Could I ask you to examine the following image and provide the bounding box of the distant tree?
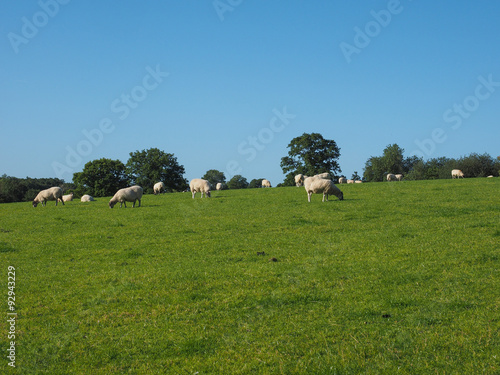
[458,153,497,178]
[202,169,226,188]
[126,148,187,193]
[227,175,248,189]
[363,144,410,182]
[73,158,129,197]
[0,175,66,203]
[383,144,405,175]
[248,178,265,188]
[363,156,385,182]
[280,133,341,186]
[351,171,361,181]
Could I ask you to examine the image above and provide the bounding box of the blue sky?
[1,1,499,184]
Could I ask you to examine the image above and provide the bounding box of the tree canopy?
[73,158,129,197]
[280,133,341,186]
[227,175,248,189]
[126,148,187,193]
[202,169,226,188]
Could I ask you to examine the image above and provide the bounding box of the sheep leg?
[137,199,141,207]
[307,192,312,202]
[192,191,195,199]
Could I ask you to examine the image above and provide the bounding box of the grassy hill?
[1,178,499,374]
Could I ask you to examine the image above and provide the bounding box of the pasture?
[1,178,499,374]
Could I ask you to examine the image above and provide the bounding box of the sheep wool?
[33,187,64,207]
[451,169,464,179]
[153,182,165,194]
[81,195,95,202]
[304,176,343,202]
[261,179,271,188]
[190,179,211,198]
[109,185,143,208]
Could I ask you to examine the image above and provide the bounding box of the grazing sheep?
[487,175,494,178]
[338,177,347,184]
[355,180,363,184]
[347,179,354,184]
[261,179,271,188]
[295,174,306,187]
[304,176,343,202]
[58,193,74,203]
[190,179,211,198]
[216,182,223,190]
[32,187,64,207]
[451,169,464,179]
[395,174,403,181]
[314,172,331,180]
[153,182,165,194]
[109,185,143,208]
[81,195,95,202]
[386,173,396,181]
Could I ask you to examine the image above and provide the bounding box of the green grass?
[1,178,499,374]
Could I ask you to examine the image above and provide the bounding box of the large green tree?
[202,169,226,188]
[227,175,248,189]
[126,148,187,193]
[73,158,129,197]
[280,133,341,186]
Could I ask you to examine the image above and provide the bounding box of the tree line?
[363,144,500,182]
[1,136,498,203]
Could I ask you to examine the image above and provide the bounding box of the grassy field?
[1,178,499,374]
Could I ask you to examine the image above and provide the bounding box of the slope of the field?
[1,179,499,374]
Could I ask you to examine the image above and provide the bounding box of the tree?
[280,133,341,186]
[202,170,226,188]
[363,144,409,182]
[351,171,361,181]
[248,178,265,188]
[227,175,248,189]
[73,158,129,197]
[126,148,187,193]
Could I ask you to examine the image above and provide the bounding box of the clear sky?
[1,1,499,184]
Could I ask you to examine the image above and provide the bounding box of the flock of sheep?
[30,168,481,208]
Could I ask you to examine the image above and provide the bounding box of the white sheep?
[190,179,211,198]
[451,169,464,179]
[386,173,396,181]
[314,172,331,180]
[32,187,64,207]
[487,175,494,178]
[216,182,223,190]
[304,176,343,202]
[81,195,95,202]
[355,180,363,184]
[261,179,271,188]
[109,185,143,208]
[347,179,354,184]
[395,174,403,181]
[338,177,347,184]
[58,193,74,203]
[153,182,165,194]
[295,174,306,187]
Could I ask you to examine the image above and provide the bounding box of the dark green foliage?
[202,169,226,188]
[126,148,187,193]
[0,175,68,203]
[248,178,265,188]
[73,158,129,197]
[280,133,341,186]
[364,145,499,181]
[227,174,248,189]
